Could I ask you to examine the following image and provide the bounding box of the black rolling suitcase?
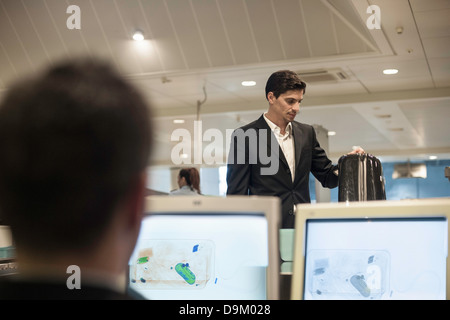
[338,153,386,202]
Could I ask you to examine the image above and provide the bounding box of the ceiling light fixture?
[429,155,437,160]
[241,81,256,87]
[327,131,336,136]
[383,68,398,75]
[133,30,144,41]
[173,119,185,124]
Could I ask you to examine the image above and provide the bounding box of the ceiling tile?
[414,8,450,38]
[216,0,260,65]
[140,0,187,71]
[245,0,285,62]
[422,36,450,59]
[165,0,211,69]
[273,0,311,59]
[302,0,338,56]
[191,0,235,67]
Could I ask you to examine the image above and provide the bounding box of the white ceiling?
[0,0,449,167]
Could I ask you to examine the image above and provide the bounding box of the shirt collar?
[263,113,292,137]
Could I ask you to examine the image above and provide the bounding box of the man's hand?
[348,146,365,154]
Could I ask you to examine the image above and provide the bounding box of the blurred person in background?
[170,167,202,195]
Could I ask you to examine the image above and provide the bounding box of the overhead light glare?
[383,68,398,75]
[429,155,437,160]
[241,81,256,87]
[327,131,336,136]
[173,119,185,124]
[133,30,144,41]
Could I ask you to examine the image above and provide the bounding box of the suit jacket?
[226,114,338,228]
[0,274,145,300]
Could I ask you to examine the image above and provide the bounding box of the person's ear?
[125,171,147,230]
[267,92,276,104]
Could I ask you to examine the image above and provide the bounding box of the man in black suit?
[226,70,363,228]
[0,58,152,299]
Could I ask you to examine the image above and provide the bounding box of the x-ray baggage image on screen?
[291,199,450,300]
[303,218,446,300]
[128,195,281,300]
[130,238,215,290]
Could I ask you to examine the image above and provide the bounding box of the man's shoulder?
[236,116,264,131]
[292,120,312,130]
[0,275,143,300]
[233,114,273,133]
[291,120,315,135]
[233,116,314,133]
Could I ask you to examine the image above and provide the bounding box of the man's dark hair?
[0,58,152,257]
[265,70,306,100]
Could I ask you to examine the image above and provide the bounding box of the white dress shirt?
[169,185,199,196]
[263,113,295,182]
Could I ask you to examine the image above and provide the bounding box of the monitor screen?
[128,195,281,300]
[291,199,450,300]
[0,225,14,260]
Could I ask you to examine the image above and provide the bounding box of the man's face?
[268,89,304,124]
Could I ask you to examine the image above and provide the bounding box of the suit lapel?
[292,122,303,180]
[255,115,289,170]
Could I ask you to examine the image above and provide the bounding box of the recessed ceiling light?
[429,155,437,160]
[327,131,336,136]
[241,81,256,87]
[133,30,144,41]
[173,119,185,124]
[383,68,398,75]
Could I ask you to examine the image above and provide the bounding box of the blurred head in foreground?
[0,58,153,289]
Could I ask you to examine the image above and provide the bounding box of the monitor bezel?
[130,195,281,300]
[290,198,450,300]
